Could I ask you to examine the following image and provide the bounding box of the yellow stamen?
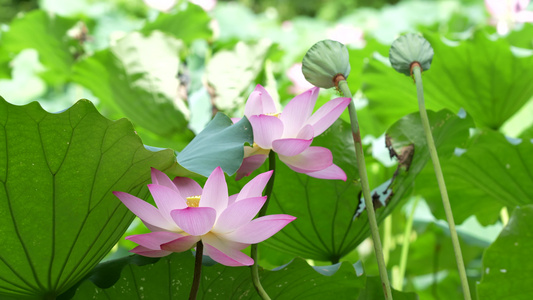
[265,112,280,118]
[186,195,201,207]
[247,143,271,156]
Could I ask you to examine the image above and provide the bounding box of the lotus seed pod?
[389,33,434,76]
[302,40,351,89]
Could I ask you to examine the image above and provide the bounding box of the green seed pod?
[389,33,434,76]
[302,40,351,89]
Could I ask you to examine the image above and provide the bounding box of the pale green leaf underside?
[177,113,253,177]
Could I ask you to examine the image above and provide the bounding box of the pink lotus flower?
[114,167,295,266]
[486,0,533,34]
[235,85,351,181]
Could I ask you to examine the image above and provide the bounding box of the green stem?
[338,79,393,300]
[250,151,276,300]
[396,196,420,291]
[258,151,276,217]
[189,241,203,300]
[412,65,471,300]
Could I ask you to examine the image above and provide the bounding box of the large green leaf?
[366,109,473,239]
[358,276,418,300]
[0,48,11,79]
[0,97,175,299]
[240,120,362,263]
[348,110,474,278]
[73,31,192,150]
[418,129,533,225]
[505,23,533,49]
[230,110,470,263]
[70,252,365,299]
[177,113,253,177]
[363,30,533,132]
[477,205,533,299]
[520,123,533,140]
[141,3,212,44]
[2,10,77,85]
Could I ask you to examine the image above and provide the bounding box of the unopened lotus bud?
[389,33,434,76]
[302,40,351,89]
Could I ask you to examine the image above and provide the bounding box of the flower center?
[265,112,280,118]
[186,195,201,207]
[248,143,271,156]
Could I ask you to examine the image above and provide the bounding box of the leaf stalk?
[189,241,204,300]
[250,151,276,300]
[337,78,393,300]
[412,64,471,300]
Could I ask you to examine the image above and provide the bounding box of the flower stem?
[412,64,471,300]
[395,196,420,291]
[189,241,204,300]
[258,151,276,217]
[337,79,393,300]
[250,151,276,300]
